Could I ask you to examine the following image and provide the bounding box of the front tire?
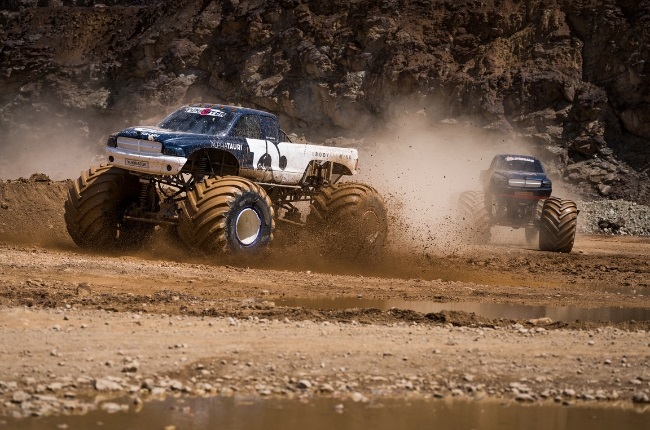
[539,197,578,253]
[457,191,491,244]
[64,165,153,250]
[525,227,539,246]
[177,176,274,254]
[307,182,388,260]
[525,201,543,246]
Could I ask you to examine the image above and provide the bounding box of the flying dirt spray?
[356,112,542,253]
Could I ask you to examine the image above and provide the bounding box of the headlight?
[542,179,552,187]
[162,146,185,157]
[106,135,117,147]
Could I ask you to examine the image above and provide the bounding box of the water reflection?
[3,397,649,430]
[276,297,650,322]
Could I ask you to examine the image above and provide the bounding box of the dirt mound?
[0,175,73,247]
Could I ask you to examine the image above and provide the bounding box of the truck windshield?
[498,157,544,173]
[158,107,235,135]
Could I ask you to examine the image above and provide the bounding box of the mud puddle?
[276,297,650,323]
[4,396,649,430]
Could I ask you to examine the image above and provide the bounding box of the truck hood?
[492,170,548,181]
[116,127,224,146]
[115,127,239,156]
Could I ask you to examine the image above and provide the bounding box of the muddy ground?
[0,179,650,419]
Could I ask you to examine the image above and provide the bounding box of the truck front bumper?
[106,147,187,176]
[493,187,552,200]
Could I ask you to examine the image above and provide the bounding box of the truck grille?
[508,178,542,188]
[116,137,162,154]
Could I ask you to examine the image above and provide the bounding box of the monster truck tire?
[307,182,388,260]
[539,197,578,253]
[177,176,274,254]
[64,165,154,250]
[458,191,491,244]
[525,227,539,246]
[525,201,543,246]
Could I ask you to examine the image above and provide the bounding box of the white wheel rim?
[236,208,262,246]
[361,210,380,244]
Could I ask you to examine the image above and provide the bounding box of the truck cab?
[105,103,358,186]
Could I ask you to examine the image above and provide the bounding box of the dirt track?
[1,235,649,320]
[1,178,650,417]
[1,230,649,417]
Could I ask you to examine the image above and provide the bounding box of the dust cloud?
[0,103,168,182]
[0,133,105,181]
[0,103,111,182]
[355,111,543,253]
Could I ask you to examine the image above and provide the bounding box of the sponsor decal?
[311,151,354,160]
[126,159,149,168]
[505,156,534,162]
[218,142,243,151]
[185,107,226,117]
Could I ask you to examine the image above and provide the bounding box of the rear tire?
[539,197,578,253]
[64,165,153,250]
[177,176,274,254]
[458,191,491,244]
[307,182,388,260]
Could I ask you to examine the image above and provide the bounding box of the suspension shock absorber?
[193,156,208,181]
[139,179,150,209]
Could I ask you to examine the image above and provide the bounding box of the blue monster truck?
[64,103,387,257]
[458,154,578,252]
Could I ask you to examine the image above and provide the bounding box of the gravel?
[2,307,649,419]
[577,200,650,236]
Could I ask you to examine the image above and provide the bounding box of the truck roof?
[186,102,277,119]
[494,154,540,162]
[490,154,545,174]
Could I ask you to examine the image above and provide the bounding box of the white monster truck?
[64,103,388,258]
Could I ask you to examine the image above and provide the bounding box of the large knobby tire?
[177,176,275,254]
[307,182,388,260]
[539,197,578,253]
[525,227,539,246]
[457,191,491,244]
[64,165,153,250]
[525,201,543,246]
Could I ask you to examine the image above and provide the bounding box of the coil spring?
[139,182,150,209]
[195,157,208,179]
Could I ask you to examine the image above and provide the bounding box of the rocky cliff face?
[1,0,648,203]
